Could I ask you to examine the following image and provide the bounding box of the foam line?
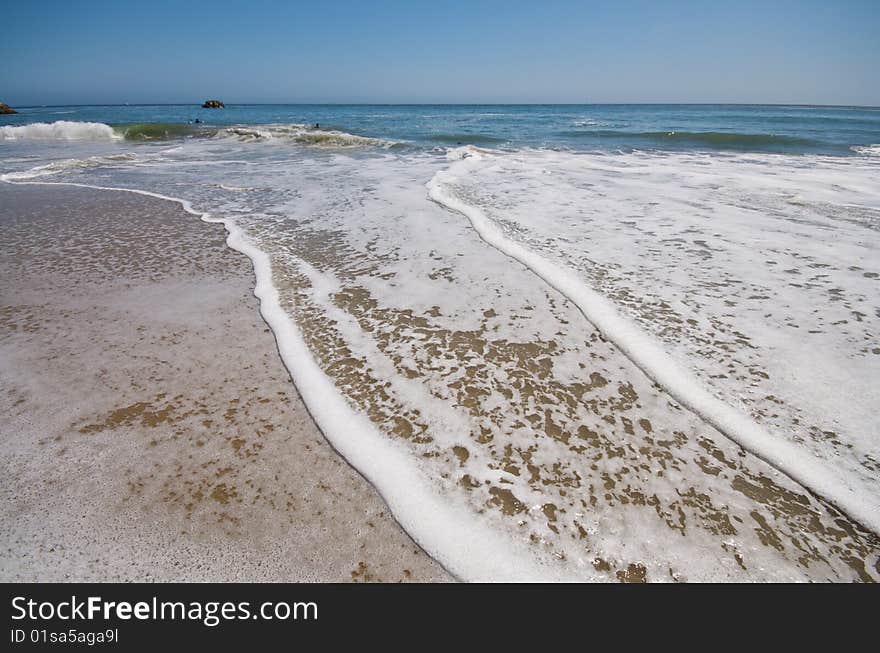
[0,176,577,582]
[426,158,880,536]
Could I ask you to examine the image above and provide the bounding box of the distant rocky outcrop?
[201,99,225,109]
[0,102,17,114]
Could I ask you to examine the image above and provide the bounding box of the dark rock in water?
[0,102,17,114]
[201,99,225,109]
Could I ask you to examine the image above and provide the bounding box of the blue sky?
[1,0,878,105]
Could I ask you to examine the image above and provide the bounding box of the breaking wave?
[214,124,398,148]
[112,122,206,140]
[0,121,121,141]
[0,120,399,149]
[851,143,880,156]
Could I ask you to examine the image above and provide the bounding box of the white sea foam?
[4,137,877,581]
[1,153,138,180]
[852,143,880,156]
[444,144,489,160]
[0,175,575,582]
[0,121,121,141]
[427,148,880,534]
[226,150,877,579]
[218,183,255,192]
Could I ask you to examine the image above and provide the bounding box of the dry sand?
[0,183,451,582]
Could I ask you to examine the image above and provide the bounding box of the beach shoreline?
[0,182,450,582]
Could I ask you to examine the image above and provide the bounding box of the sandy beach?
[0,182,450,582]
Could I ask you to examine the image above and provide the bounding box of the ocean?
[2,104,879,581]
[2,103,880,153]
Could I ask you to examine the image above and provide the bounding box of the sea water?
[2,104,879,581]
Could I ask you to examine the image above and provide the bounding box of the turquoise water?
[3,103,880,153]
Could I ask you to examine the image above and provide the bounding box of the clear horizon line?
[6,101,880,110]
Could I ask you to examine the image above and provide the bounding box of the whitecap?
[851,143,880,156]
[0,120,121,141]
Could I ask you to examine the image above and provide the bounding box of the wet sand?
[0,183,450,582]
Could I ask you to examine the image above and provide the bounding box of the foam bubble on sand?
[425,149,880,493]
[427,150,880,535]
[0,175,570,582]
[5,141,877,580]
[0,121,122,141]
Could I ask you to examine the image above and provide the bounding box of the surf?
[214,124,399,148]
[3,109,878,581]
[427,146,880,535]
[0,120,122,141]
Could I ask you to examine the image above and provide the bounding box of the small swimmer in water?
[314,123,320,129]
